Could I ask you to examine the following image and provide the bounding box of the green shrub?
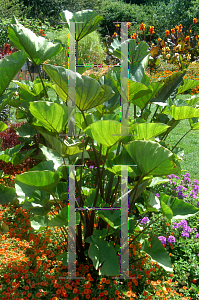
[152,0,194,37]
[98,0,154,39]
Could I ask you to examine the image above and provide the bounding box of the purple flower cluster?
[167,173,199,201]
[140,217,150,225]
[158,235,175,246]
[172,220,192,238]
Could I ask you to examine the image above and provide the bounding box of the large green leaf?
[60,10,103,41]
[121,78,152,104]
[39,145,64,170]
[41,132,84,156]
[15,181,37,203]
[0,50,27,97]
[15,171,61,191]
[96,210,121,229]
[0,185,16,205]
[29,101,70,133]
[84,120,129,148]
[0,143,25,163]
[48,207,69,227]
[11,148,36,166]
[159,193,199,220]
[189,118,199,130]
[128,61,150,86]
[129,40,150,64]
[109,39,150,63]
[15,122,37,137]
[31,215,48,231]
[151,71,186,103]
[0,122,8,132]
[142,236,173,272]
[8,20,63,65]
[43,64,114,111]
[12,80,44,96]
[98,73,121,112]
[131,123,169,140]
[124,140,180,176]
[87,238,120,276]
[177,79,199,95]
[169,105,199,120]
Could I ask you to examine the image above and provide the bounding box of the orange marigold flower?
[171,28,175,34]
[140,23,146,31]
[112,32,118,38]
[126,22,131,28]
[149,26,155,35]
[165,30,170,37]
[115,290,120,295]
[131,33,138,39]
[115,23,120,27]
[193,18,197,24]
[186,36,190,42]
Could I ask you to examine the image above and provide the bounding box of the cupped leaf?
[43,64,114,111]
[15,171,61,191]
[31,215,48,231]
[159,193,199,220]
[8,21,63,65]
[0,50,27,97]
[151,71,186,103]
[177,79,199,95]
[12,80,44,96]
[60,10,103,41]
[124,140,180,176]
[88,238,120,276]
[169,105,199,120]
[48,207,69,227]
[142,236,173,272]
[0,185,16,205]
[0,143,25,163]
[15,181,37,203]
[189,118,199,130]
[15,122,37,137]
[29,101,70,133]
[96,210,121,229]
[0,122,8,132]
[131,123,170,140]
[121,78,152,105]
[160,199,173,220]
[39,145,64,170]
[11,148,36,166]
[84,120,129,148]
[40,131,84,156]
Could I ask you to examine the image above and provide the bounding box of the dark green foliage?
[152,0,196,36]
[20,0,63,25]
[98,0,153,39]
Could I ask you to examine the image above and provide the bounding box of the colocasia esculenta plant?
[0,10,199,277]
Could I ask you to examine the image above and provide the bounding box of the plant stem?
[35,64,48,98]
[151,104,159,121]
[171,129,192,151]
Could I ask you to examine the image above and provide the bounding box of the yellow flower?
[140,23,146,31]
[166,54,170,59]
[193,18,197,24]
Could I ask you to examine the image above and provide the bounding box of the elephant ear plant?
[1,10,199,277]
